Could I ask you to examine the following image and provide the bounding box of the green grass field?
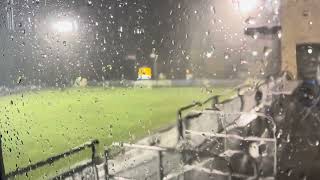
[0,87,232,178]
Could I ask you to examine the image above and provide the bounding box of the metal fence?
[1,139,99,180]
[106,143,170,180]
[103,108,277,180]
[102,77,285,180]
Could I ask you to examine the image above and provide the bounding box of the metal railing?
[177,88,245,140]
[106,142,233,180]
[0,140,5,180]
[5,139,99,180]
[104,76,285,180]
[185,112,277,178]
[104,105,277,180]
[52,161,97,180]
[176,79,278,141]
[109,143,168,180]
[170,112,277,180]
[173,81,279,179]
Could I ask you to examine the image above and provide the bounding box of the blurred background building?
[281,0,320,80]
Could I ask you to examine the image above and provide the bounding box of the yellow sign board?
[138,67,152,80]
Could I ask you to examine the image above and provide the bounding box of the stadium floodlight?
[235,0,259,13]
[52,20,78,33]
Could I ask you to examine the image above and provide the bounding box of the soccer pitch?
[0,87,232,177]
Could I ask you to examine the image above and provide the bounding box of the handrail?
[176,92,241,140]
[179,82,252,117]
[176,95,227,140]
[109,142,233,161]
[175,78,281,141]
[6,139,99,179]
[186,113,277,177]
[177,102,203,140]
[108,143,233,180]
[176,82,259,139]
[52,161,95,180]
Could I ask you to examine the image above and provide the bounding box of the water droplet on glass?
[253,32,259,39]
[277,31,282,39]
[286,134,291,143]
[264,47,272,57]
[17,76,23,84]
[307,137,320,147]
[245,17,256,25]
[224,53,230,60]
[87,0,93,6]
[210,6,215,14]
[240,59,248,64]
[233,65,237,72]
[119,26,123,32]
[252,51,258,56]
[303,10,310,17]
[286,169,293,176]
[300,175,307,180]
[205,51,213,59]
[277,129,283,139]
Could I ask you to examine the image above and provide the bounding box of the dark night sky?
[0,0,281,87]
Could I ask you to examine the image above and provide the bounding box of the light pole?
[150,49,159,80]
[153,55,159,80]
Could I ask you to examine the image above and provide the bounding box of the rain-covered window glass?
[1,0,320,180]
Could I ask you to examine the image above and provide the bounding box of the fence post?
[177,117,184,141]
[0,136,5,180]
[91,143,96,161]
[104,148,110,180]
[158,151,164,180]
[211,96,219,110]
[238,88,244,112]
[91,142,99,180]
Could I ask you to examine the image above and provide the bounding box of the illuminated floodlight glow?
[237,0,258,13]
[52,20,78,33]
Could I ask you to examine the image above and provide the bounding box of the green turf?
[0,87,232,178]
